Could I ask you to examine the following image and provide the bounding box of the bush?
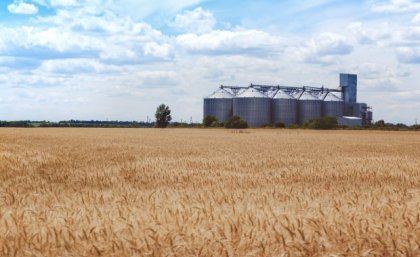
[287,124,300,129]
[303,117,338,130]
[211,121,224,127]
[203,116,219,127]
[261,123,274,128]
[224,116,248,129]
[274,122,285,128]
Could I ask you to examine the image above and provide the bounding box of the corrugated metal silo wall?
[298,100,322,125]
[203,98,233,122]
[322,101,344,118]
[233,98,271,127]
[272,99,298,126]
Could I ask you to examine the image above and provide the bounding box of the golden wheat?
[0,128,419,257]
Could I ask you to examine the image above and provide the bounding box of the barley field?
[0,128,419,257]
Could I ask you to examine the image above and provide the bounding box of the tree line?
[1,104,419,130]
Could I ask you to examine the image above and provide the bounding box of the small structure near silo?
[338,116,363,128]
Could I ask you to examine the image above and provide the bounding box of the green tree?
[155,104,172,128]
[203,115,219,127]
[374,120,385,127]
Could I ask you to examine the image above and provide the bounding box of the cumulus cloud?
[110,0,205,19]
[48,0,80,7]
[0,6,172,64]
[413,13,420,22]
[33,0,206,20]
[37,58,119,74]
[351,62,413,92]
[371,0,420,13]
[292,33,353,65]
[348,22,391,45]
[144,43,172,59]
[8,1,38,15]
[176,29,282,55]
[397,47,420,63]
[171,7,216,34]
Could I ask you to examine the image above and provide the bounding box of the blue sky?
[0,0,420,124]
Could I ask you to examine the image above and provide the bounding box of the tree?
[155,104,172,128]
[374,120,385,127]
[203,115,218,127]
[224,116,248,129]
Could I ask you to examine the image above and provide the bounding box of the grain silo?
[203,88,233,122]
[233,87,271,127]
[204,73,373,126]
[298,91,322,124]
[272,90,297,126]
[322,92,344,118]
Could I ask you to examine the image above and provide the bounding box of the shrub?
[303,117,338,129]
[261,123,274,128]
[224,116,248,129]
[288,124,300,129]
[203,116,219,127]
[274,122,286,128]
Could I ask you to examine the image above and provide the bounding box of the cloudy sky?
[0,0,419,124]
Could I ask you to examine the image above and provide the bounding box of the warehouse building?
[203,73,372,127]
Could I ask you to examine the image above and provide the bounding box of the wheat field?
[0,128,419,257]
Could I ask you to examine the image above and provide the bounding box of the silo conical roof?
[273,90,295,99]
[323,93,343,102]
[237,87,268,98]
[299,91,319,100]
[206,88,234,99]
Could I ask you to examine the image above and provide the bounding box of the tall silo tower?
[233,87,271,127]
[340,73,357,104]
[203,88,233,122]
[298,91,322,125]
[272,90,297,126]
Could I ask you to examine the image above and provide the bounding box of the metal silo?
[322,93,344,118]
[203,88,233,122]
[298,91,322,124]
[272,90,297,126]
[233,87,271,127]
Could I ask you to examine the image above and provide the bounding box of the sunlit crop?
[0,128,419,256]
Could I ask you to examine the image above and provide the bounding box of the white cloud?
[413,13,420,22]
[33,0,206,19]
[144,43,172,59]
[109,0,205,19]
[292,33,353,65]
[8,1,39,15]
[49,0,79,7]
[172,7,216,34]
[0,6,171,64]
[32,0,93,8]
[176,29,282,54]
[396,47,420,63]
[348,22,391,45]
[37,58,119,74]
[371,0,420,13]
